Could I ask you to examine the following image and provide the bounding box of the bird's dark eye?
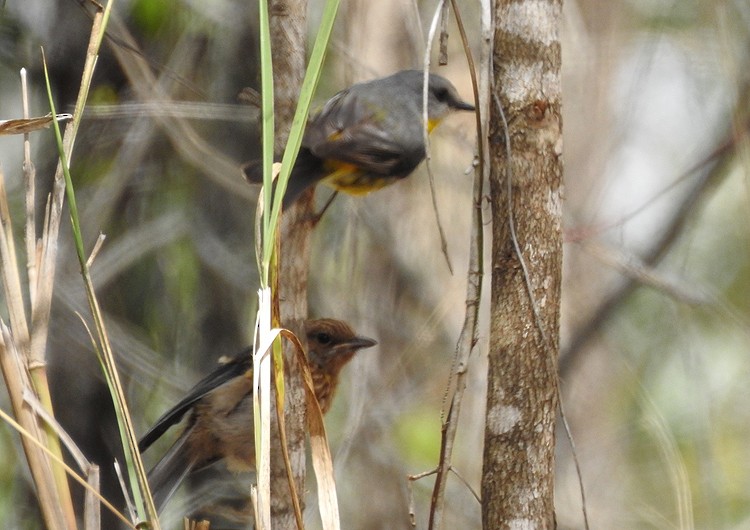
[433,86,449,101]
[315,332,332,344]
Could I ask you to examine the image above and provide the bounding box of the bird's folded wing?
[306,90,422,176]
[138,349,253,452]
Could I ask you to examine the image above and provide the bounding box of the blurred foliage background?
[0,0,749,529]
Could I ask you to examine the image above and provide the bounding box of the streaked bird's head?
[306,318,377,377]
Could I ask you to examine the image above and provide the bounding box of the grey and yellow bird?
[243,69,475,206]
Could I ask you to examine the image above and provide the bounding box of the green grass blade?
[259,0,341,273]
[42,48,160,529]
[258,0,275,287]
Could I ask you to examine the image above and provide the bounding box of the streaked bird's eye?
[316,332,332,344]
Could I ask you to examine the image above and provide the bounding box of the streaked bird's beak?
[344,336,377,351]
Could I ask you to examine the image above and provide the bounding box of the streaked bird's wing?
[139,350,252,452]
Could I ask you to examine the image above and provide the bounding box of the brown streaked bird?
[242,69,475,207]
[138,319,376,510]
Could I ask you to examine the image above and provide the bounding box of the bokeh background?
[1,0,749,529]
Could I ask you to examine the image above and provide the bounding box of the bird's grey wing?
[305,89,423,176]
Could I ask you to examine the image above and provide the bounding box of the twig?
[428,0,484,527]
[582,241,713,305]
[103,15,254,202]
[21,68,37,306]
[85,233,106,269]
[438,1,450,65]
[558,398,590,529]
[449,466,480,504]
[407,469,437,527]
[422,0,454,275]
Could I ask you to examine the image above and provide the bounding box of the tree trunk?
[269,0,311,528]
[482,1,563,528]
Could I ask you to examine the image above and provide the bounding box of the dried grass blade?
[286,330,341,530]
[0,398,133,528]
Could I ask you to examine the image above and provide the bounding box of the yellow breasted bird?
[242,69,475,206]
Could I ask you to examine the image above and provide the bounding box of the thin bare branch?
[427,0,484,527]
[407,469,437,528]
[21,68,37,307]
[422,0,454,275]
[448,466,480,504]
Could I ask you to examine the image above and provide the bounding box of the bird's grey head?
[396,70,475,120]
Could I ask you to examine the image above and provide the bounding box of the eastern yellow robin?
[242,69,475,206]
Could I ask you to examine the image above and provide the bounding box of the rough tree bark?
[268,0,313,528]
[482,0,563,528]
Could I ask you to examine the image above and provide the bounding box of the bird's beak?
[343,336,377,351]
[454,99,475,112]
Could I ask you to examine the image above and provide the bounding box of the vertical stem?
[428,0,485,526]
[482,0,563,528]
[21,68,37,306]
[268,1,312,527]
[28,8,115,524]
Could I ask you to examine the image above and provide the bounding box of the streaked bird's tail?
[146,428,196,512]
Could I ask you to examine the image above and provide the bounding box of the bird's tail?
[146,428,196,512]
[241,147,326,207]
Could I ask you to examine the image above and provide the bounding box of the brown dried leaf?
[0,113,72,135]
